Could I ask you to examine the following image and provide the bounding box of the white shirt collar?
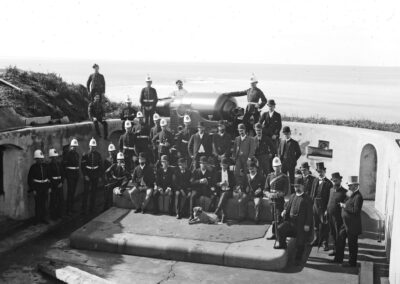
[296,192,304,196]
[240,135,246,141]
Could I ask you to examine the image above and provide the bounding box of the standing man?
[119,97,137,131]
[227,74,267,132]
[48,148,65,221]
[174,158,192,219]
[327,172,347,259]
[63,138,80,216]
[232,123,256,178]
[310,162,333,250]
[175,115,195,161]
[170,79,188,97]
[300,162,316,196]
[88,95,108,140]
[259,99,282,149]
[275,175,313,266]
[265,157,290,239]
[152,119,174,161]
[188,121,213,169]
[213,158,235,223]
[133,111,151,159]
[150,113,162,163]
[119,120,136,172]
[253,122,276,176]
[81,138,103,215]
[278,126,301,193]
[28,150,50,224]
[140,75,158,127]
[87,63,105,102]
[104,143,117,175]
[336,176,364,267]
[212,120,232,163]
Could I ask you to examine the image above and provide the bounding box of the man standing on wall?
[259,99,282,150]
[86,63,105,102]
[63,138,80,216]
[140,75,158,127]
[88,95,108,140]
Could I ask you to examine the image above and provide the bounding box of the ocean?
[1,58,400,123]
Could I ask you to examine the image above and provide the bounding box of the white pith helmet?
[272,157,282,167]
[49,148,59,157]
[117,152,124,160]
[70,138,79,147]
[34,149,44,159]
[160,119,167,127]
[125,97,132,103]
[145,74,152,82]
[108,143,116,152]
[136,111,144,118]
[89,138,97,147]
[153,113,160,121]
[183,115,191,123]
[124,120,132,128]
[250,73,258,84]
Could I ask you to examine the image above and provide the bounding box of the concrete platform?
[70,207,291,271]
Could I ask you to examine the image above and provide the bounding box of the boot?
[310,229,319,246]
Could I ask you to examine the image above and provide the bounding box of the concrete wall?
[0,119,123,220]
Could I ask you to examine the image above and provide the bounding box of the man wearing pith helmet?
[80,138,103,215]
[48,148,65,220]
[119,120,136,172]
[175,114,195,160]
[119,96,137,131]
[150,113,162,163]
[152,119,174,161]
[63,138,80,216]
[133,111,151,159]
[140,75,158,127]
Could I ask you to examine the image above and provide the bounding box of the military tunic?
[140,87,158,126]
[87,72,105,101]
[63,149,80,215]
[48,160,65,219]
[28,163,50,221]
[81,150,103,213]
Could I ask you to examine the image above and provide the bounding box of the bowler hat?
[199,156,208,164]
[331,172,343,180]
[92,63,99,68]
[138,152,147,159]
[221,157,231,165]
[197,121,205,128]
[160,155,169,162]
[254,122,262,130]
[293,174,304,185]
[267,99,276,106]
[238,123,246,130]
[248,161,257,169]
[300,162,310,169]
[315,162,326,172]
[282,126,291,133]
[346,176,359,185]
[178,158,186,165]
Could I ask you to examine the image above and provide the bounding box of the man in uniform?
[265,157,290,240]
[81,138,103,214]
[278,126,301,193]
[154,155,175,215]
[275,174,313,266]
[175,115,195,161]
[253,122,276,176]
[102,144,117,211]
[227,74,267,132]
[63,138,80,216]
[213,158,235,223]
[327,172,347,260]
[106,152,131,209]
[232,123,256,179]
[188,121,213,169]
[48,148,65,221]
[104,143,117,174]
[189,156,215,221]
[140,75,158,127]
[152,119,174,161]
[150,113,162,163]
[119,97,137,131]
[259,99,282,149]
[336,176,364,267]
[28,150,50,224]
[133,111,151,159]
[170,79,188,97]
[174,158,192,219]
[86,63,105,102]
[119,120,136,172]
[88,95,108,139]
[300,162,316,196]
[212,120,232,163]
[310,162,333,250]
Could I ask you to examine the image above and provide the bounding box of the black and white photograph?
[0,0,399,283]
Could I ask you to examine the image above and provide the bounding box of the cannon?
[156,92,244,134]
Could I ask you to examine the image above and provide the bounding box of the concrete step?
[70,207,290,271]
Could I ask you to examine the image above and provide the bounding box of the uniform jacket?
[253,134,276,157]
[104,155,117,181]
[278,138,301,168]
[87,73,105,94]
[233,135,256,160]
[28,163,50,191]
[310,177,333,213]
[153,129,174,154]
[284,193,313,228]
[63,149,80,177]
[81,150,103,177]
[173,168,192,191]
[259,111,282,137]
[88,101,104,120]
[188,132,213,158]
[47,160,65,187]
[140,87,158,109]
[106,163,131,191]
[230,87,267,113]
[133,124,150,148]
[155,167,175,190]
[119,106,137,121]
[341,190,363,235]
[212,132,232,157]
[150,125,162,149]
[132,164,155,189]
[265,172,289,206]
[119,132,136,152]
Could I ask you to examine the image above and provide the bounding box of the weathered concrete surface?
[70,208,287,271]
[0,119,123,220]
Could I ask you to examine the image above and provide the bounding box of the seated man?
[213,158,235,223]
[128,152,155,214]
[243,160,266,223]
[108,152,131,209]
[154,155,175,215]
[173,158,192,219]
[275,174,312,266]
[189,156,215,220]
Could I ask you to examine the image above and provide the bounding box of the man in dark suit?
[213,158,236,223]
[275,174,313,266]
[212,120,232,162]
[140,75,158,127]
[188,122,213,169]
[278,126,301,193]
[233,123,256,178]
[86,63,105,102]
[300,162,316,196]
[174,158,192,219]
[259,99,282,149]
[310,162,333,250]
[335,176,364,267]
[253,122,276,176]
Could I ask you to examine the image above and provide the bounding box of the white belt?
[112,174,125,180]
[123,146,135,150]
[159,143,168,146]
[142,99,154,102]
[33,179,50,183]
[137,135,149,139]
[66,167,79,170]
[51,176,62,180]
[182,140,188,143]
[86,166,99,170]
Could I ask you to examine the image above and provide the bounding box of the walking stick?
[272,200,279,247]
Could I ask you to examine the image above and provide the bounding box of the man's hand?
[84,176,90,181]
[324,210,328,217]
[281,210,286,218]
[211,187,215,192]
[339,202,346,208]
[272,135,277,140]
[58,183,63,189]
[255,103,260,109]
[255,189,262,196]
[93,117,97,122]
[304,225,310,232]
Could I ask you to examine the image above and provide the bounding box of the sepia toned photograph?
[0,0,399,283]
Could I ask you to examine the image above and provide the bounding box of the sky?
[1,0,400,66]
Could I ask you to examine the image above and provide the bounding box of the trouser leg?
[271,203,282,237]
[335,227,347,262]
[348,233,359,265]
[215,191,231,214]
[49,185,57,219]
[175,191,181,215]
[82,180,90,213]
[288,166,295,194]
[237,193,248,220]
[101,120,108,138]
[152,189,160,213]
[89,177,98,212]
[254,197,262,221]
[66,176,78,214]
[129,188,141,209]
[189,190,198,218]
[93,121,101,136]
[143,188,153,210]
